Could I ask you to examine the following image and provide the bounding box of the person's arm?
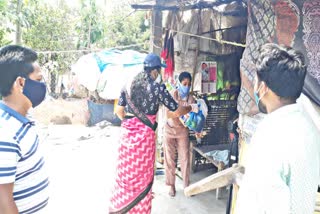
[115,91,127,120]
[233,171,244,187]
[0,183,18,214]
[115,105,126,120]
[168,96,198,118]
[167,105,192,118]
[157,84,193,118]
[0,140,19,214]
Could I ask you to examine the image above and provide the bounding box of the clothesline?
[153,25,246,48]
[36,43,147,54]
[35,26,246,54]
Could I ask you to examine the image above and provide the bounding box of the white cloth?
[97,64,142,100]
[71,54,101,91]
[236,104,320,214]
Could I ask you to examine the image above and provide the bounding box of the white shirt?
[236,104,320,214]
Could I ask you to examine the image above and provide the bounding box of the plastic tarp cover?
[71,53,101,92]
[72,49,146,96]
[97,64,142,100]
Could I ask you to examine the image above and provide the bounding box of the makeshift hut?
[132,0,320,213]
[159,1,247,183]
[132,0,247,205]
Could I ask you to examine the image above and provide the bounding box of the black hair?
[0,45,37,63]
[130,71,150,111]
[179,71,192,82]
[256,43,306,100]
[0,49,34,96]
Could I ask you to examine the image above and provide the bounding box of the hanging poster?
[200,61,217,93]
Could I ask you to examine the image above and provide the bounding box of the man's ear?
[14,76,25,92]
[261,81,269,94]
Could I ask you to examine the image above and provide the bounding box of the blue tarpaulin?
[72,49,146,92]
[72,49,146,126]
[93,49,146,72]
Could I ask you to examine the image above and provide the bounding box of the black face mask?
[23,78,47,108]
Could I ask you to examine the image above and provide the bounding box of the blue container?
[87,100,121,126]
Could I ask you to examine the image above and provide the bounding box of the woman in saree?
[109,53,198,213]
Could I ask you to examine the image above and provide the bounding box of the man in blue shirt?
[0,45,49,214]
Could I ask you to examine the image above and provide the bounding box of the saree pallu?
[109,115,157,214]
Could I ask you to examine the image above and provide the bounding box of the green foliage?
[23,1,75,51]
[0,0,150,76]
[105,10,150,51]
[0,0,6,15]
[0,0,12,46]
[23,0,77,75]
[76,0,106,49]
[0,28,11,46]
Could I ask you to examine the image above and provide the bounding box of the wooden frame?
[190,142,230,199]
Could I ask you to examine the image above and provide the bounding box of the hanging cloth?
[161,30,175,82]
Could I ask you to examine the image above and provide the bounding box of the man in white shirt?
[235,43,320,214]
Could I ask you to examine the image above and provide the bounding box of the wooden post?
[191,10,202,92]
[184,165,245,197]
[152,0,163,168]
[150,0,162,55]
[190,141,196,173]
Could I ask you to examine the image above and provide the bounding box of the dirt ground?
[33,99,228,214]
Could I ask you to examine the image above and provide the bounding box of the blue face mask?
[178,82,191,99]
[23,78,47,108]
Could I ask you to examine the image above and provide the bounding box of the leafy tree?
[23,1,75,52]
[76,0,106,49]
[22,0,78,94]
[104,9,150,51]
[0,0,13,46]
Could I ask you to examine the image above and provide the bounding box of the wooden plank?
[192,143,230,199]
[316,192,320,213]
[131,0,237,11]
[190,142,196,173]
[184,165,244,197]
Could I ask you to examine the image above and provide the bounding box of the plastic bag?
[180,106,206,133]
